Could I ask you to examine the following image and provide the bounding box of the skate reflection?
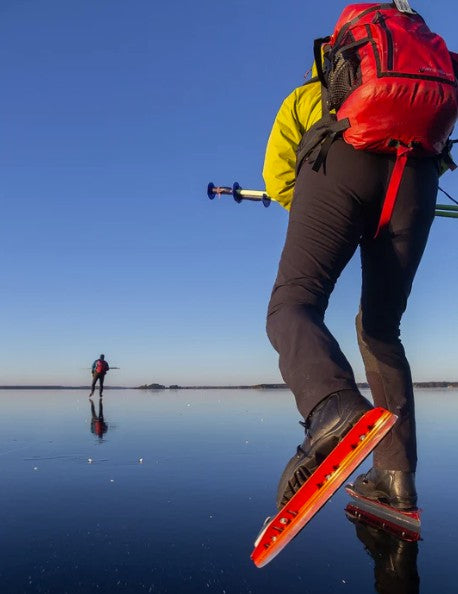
[90,397,108,440]
[346,511,420,594]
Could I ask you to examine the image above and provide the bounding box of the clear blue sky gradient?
[1,0,457,386]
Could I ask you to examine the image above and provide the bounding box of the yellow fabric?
[263,79,322,211]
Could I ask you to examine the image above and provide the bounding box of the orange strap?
[374,145,412,238]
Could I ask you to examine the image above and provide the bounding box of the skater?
[263,3,457,514]
[89,354,110,398]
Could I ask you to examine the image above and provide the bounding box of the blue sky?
[1,0,457,386]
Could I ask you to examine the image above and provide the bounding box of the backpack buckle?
[393,0,415,14]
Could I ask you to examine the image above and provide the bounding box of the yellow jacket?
[263,78,322,211]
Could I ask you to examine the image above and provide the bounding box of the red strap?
[374,145,411,238]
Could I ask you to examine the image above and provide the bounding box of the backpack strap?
[313,37,331,87]
[441,138,458,171]
[296,115,350,175]
[297,42,351,173]
[311,117,350,172]
[296,83,350,175]
[374,144,412,238]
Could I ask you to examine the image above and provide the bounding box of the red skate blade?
[251,407,397,568]
[345,484,421,539]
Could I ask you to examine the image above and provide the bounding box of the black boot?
[276,390,372,509]
[353,468,417,510]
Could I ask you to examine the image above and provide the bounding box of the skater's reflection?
[90,397,108,440]
[347,512,420,594]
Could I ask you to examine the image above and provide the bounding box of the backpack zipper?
[375,12,394,70]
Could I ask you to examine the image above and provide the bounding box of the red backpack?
[300,1,458,235]
[95,360,106,374]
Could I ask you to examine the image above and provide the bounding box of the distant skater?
[89,354,110,398]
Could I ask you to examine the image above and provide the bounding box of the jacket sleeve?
[262,82,322,211]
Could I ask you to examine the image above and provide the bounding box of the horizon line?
[1,381,457,391]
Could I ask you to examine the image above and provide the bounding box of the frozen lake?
[1,387,457,593]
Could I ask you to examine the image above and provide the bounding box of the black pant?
[266,139,438,472]
[91,372,106,394]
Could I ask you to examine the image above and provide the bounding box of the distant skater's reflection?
[347,515,420,594]
[90,398,108,440]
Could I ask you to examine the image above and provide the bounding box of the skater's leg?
[267,140,395,506]
[266,140,369,419]
[352,156,438,509]
[357,157,438,472]
[356,309,417,473]
[90,374,97,397]
[99,374,105,397]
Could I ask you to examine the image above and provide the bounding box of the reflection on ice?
[90,397,108,440]
[0,388,456,592]
[348,514,419,594]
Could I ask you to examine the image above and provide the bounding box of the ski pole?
[208,182,458,218]
[207,183,272,207]
[435,204,458,218]
[434,210,458,218]
[82,367,121,370]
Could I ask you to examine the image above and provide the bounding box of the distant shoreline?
[0,386,128,390]
[1,382,457,390]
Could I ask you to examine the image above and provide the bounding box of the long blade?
[251,407,397,568]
